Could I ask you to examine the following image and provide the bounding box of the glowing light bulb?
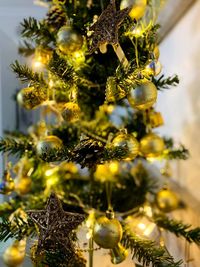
[138,223,146,230]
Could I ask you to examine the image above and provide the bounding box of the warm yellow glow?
[32,60,43,68]
[46,176,58,187]
[72,50,85,66]
[138,223,146,230]
[49,79,54,88]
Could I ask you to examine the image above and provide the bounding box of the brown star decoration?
[27,192,85,255]
[88,0,131,54]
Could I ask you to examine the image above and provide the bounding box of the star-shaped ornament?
[27,192,85,254]
[89,0,131,54]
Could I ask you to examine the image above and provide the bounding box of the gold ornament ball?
[112,133,139,161]
[15,176,32,195]
[106,77,126,102]
[120,0,147,20]
[17,87,47,110]
[156,188,179,213]
[94,161,119,182]
[0,171,15,195]
[93,216,123,249]
[34,46,52,65]
[36,135,63,156]
[57,26,83,54]
[61,102,81,122]
[127,82,157,110]
[140,133,165,158]
[145,61,162,76]
[149,111,164,128]
[110,243,128,264]
[3,245,25,267]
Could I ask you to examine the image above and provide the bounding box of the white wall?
[158,0,200,203]
[157,3,200,266]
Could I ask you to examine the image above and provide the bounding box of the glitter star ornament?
[89,0,131,54]
[27,192,85,254]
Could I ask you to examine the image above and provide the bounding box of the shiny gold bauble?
[34,46,52,65]
[120,0,147,20]
[15,176,32,195]
[3,240,26,267]
[93,216,123,249]
[36,135,63,156]
[156,188,179,213]
[127,82,157,110]
[149,111,164,128]
[0,171,15,195]
[57,26,83,54]
[110,243,128,264]
[94,161,119,182]
[140,133,165,158]
[17,87,47,110]
[106,77,126,102]
[145,60,162,76]
[61,102,81,122]
[112,133,139,161]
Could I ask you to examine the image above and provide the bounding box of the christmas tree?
[0,0,199,266]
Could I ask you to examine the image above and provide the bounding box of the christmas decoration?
[127,81,157,110]
[0,0,199,266]
[34,46,52,65]
[57,26,83,54]
[156,188,179,213]
[153,45,160,59]
[15,176,32,195]
[120,0,147,20]
[140,133,165,158]
[145,60,162,76]
[36,135,63,157]
[111,133,139,160]
[27,192,85,254]
[3,240,26,267]
[61,102,81,122]
[17,87,47,110]
[89,0,131,53]
[106,77,126,102]
[0,170,15,195]
[94,161,119,182]
[46,4,67,30]
[149,110,164,128]
[93,212,123,249]
[110,243,128,264]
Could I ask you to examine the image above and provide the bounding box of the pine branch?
[154,214,200,246]
[48,53,76,86]
[20,17,54,43]
[0,137,34,157]
[153,75,179,90]
[0,217,35,242]
[122,225,182,267]
[18,40,35,57]
[164,138,189,160]
[11,60,47,86]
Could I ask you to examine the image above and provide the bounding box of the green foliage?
[48,53,76,86]
[0,217,35,242]
[0,137,34,157]
[153,75,179,90]
[164,137,189,160]
[154,214,200,245]
[18,40,35,56]
[122,225,182,267]
[20,17,55,44]
[11,60,47,87]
